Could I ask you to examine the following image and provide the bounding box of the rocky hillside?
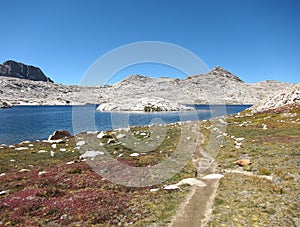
[0,66,295,107]
[0,60,53,82]
[250,83,300,113]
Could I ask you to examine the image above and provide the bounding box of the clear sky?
[0,0,299,85]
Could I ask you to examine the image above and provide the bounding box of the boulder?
[236,159,251,166]
[48,130,72,140]
[0,101,12,108]
[0,60,53,82]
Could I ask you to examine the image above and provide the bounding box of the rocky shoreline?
[0,66,295,111]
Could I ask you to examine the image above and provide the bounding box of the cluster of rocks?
[250,83,300,113]
[97,97,194,111]
[0,62,295,111]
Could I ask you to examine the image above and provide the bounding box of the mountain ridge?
[0,61,295,108]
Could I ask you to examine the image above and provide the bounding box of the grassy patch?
[208,107,300,226]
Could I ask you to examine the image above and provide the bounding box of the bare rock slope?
[0,65,294,108]
[250,83,300,113]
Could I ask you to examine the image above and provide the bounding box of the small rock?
[97,131,106,139]
[48,130,72,140]
[130,153,139,157]
[15,147,29,151]
[38,171,47,176]
[176,178,206,187]
[19,169,30,172]
[76,141,86,146]
[236,159,251,166]
[50,151,55,157]
[150,188,160,192]
[66,161,75,165]
[60,214,68,220]
[236,137,245,141]
[164,184,180,190]
[38,150,48,153]
[80,150,104,159]
[51,144,57,149]
[0,190,9,195]
[107,138,116,144]
[59,148,67,152]
[116,134,126,139]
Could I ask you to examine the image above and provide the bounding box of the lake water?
[0,105,251,145]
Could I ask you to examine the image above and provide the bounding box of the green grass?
[208,107,300,226]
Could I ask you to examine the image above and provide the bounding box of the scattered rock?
[19,168,30,172]
[116,134,126,139]
[164,184,180,190]
[150,188,160,192]
[236,159,251,166]
[0,190,9,196]
[48,130,72,140]
[164,178,206,190]
[66,161,75,165]
[15,147,29,151]
[97,131,106,139]
[202,174,224,180]
[80,150,104,159]
[130,153,140,157]
[236,137,245,141]
[38,171,47,176]
[0,101,12,108]
[178,178,206,187]
[107,138,116,144]
[76,141,86,146]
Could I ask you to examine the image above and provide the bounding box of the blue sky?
[0,0,299,85]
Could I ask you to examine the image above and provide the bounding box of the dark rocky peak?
[0,60,53,83]
[209,66,244,83]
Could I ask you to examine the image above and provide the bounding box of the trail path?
[169,139,221,227]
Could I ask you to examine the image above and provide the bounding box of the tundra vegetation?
[0,105,299,226]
